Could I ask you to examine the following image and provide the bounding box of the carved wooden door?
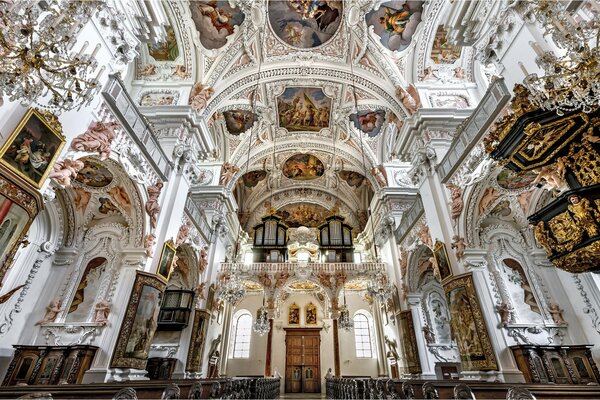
[284,328,321,393]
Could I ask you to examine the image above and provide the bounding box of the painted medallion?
[282,154,325,181]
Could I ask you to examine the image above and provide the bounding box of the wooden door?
[285,328,321,393]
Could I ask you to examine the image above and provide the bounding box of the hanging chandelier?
[253,296,270,336]
[518,1,600,115]
[216,274,246,306]
[338,275,353,331]
[366,272,393,303]
[0,0,106,112]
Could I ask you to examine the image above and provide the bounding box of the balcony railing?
[220,262,386,274]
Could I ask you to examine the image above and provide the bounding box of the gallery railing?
[220,262,386,274]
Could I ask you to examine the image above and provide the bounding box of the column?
[406,295,437,379]
[265,318,274,377]
[333,319,341,376]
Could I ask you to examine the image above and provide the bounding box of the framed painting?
[206,283,216,312]
[398,310,421,374]
[0,108,66,189]
[156,240,176,281]
[305,303,317,325]
[186,309,210,373]
[0,167,42,284]
[433,240,452,282]
[444,273,498,371]
[288,303,300,325]
[110,271,166,369]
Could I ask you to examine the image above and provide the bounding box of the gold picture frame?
[305,302,317,325]
[433,240,453,282]
[288,303,300,325]
[0,108,66,189]
[399,310,421,374]
[110,271,166,369]
[186,309,210,373]
[444,273,498,371]
[156,240,176,281]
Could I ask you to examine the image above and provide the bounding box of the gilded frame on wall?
[288,303,300,325]
[433,240,453,282]
[186,309,211,373]
[0,108,66,189]
[110,271,166,369]
[305,302,317,325]
[0,165,43,285]
[444,273,498,371]
[398,310,422,374]
[156,240,176,281]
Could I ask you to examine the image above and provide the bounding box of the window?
[353,312,374,358]
[231,311,252,358]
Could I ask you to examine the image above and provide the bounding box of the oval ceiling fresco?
[75,158,114,188]
[496,169,538,190]
[282,154,325,181]
[365,1,423,52]
[242,170,267,188]
[350,110,386,137]
[268,0,343,48]
[190,1,245,50]
[223,110,256,135]
[275,203,328,228]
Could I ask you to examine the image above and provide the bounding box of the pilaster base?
[106,368,149,382]
[460,369,524,383]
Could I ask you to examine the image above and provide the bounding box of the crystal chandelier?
[366,272,393,303]
[0,0,106,112]
[518,1,600,115]
[338,276,353,331]
[253,296,270,336]
[216,274,246,306]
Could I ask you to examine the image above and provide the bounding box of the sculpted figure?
[36,300,62,325]
[531,159,568,193]
[274,271,289,288]
[496,302,512,326]
[141,64,157,76]
[548,303,566,324]
[73,187,92,212]
[568,195,599,237]
[176,220,193,247]
[453,67,465,79]
[419,66,438,81]
[417,224,433,249]
[189,83,215,112]
[173,64,188,78]
[219,162,239,186]
[71,121,120,160]
[145,181,163,228]
[446,183,464,221]
[479,187,499,214]
[451,235,466,260]
[583,126,600,143]
[93,300,111,325]
[108,186,131,209]
[199,246,209,273]
[422,325,435,344]
[195,282,206,299]
[48,158,85,187]
[396,84,422,114]
[144,233,156,257]
[372,166,387,188]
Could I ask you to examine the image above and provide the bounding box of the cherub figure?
[93,301,111,325]
[548,303,567,325]
[48,158,85,187]
[141,64,157,76]
[36,300,62,325]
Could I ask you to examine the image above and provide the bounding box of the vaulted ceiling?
[131,0,475,233]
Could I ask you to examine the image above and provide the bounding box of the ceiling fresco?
[242,170,267,188]
[147,26,179,61]
[75,158,114,188]
[268,0,343,48]
[223,110,256,135]
[277,87,331,132]
[276,203,328,228]
[349,110,386,137]
[190,1,245,50]
[282,154,325,181]
[496,169,538,190]
[366,1,423,52]
[430,25,462,64]
[338,171,366,188]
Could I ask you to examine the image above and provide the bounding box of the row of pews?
[0,377,280,399]
[325,377,600,399]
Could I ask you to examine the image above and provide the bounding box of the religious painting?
[242,170,267,188]
[148,26,179,61]
[268,0,342,48]
[206,283,216,312]
[157,240,177,281]
[305,303,317,325]
[433,240,452,282]
[0,193,30,280]
[288,303,300,325]
[0,108,66,189]
[186,309,210,373]
[74,157,114,188]
[429,94,470,109]
[430,25,461,64]
[349,110,386,137]
[190,1,245,50]
[66,257,108,323]
[277,87,331,132]
[139,91,178,107]
[110,271,166,369]
[444,273,498,371]
[276,203,328,228]
[365,1,423,53]
[339,171,365,188]
[398,310,421,374]
[496,169,538,190]
[223,110,256,135]
[282,154,325,181]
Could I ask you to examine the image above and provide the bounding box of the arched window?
[353,312,374,358]
[231,311,252,358]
